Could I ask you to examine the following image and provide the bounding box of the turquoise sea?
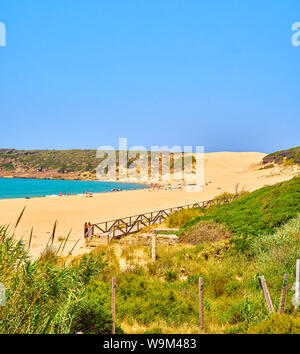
[0,178,146,199]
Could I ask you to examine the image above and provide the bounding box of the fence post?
[295,259,300,310]
[111,277,116,334]
[279,274,288,314]
[259,276,274,313]
[152,232,156,261]
[199,277,204,331]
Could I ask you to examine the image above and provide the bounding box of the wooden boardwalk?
[90,194,238,239]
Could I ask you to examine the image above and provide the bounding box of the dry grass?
[39,245,58,263]
[181,220,231,245]
[121,319,206,334]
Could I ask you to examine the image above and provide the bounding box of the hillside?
[263,146,300,166]
[1,147,298,184]
[0,149,99,180]
[0,148,191,181]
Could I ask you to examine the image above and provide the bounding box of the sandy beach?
[0,151,298,258]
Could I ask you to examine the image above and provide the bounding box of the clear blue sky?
[0,0,299,153]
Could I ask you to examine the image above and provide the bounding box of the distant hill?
[263,146,300,165]
[0,148,190,181]
[0,149,99,180]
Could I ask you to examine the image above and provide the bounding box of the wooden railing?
[90,194,239,239]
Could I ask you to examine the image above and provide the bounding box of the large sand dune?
[0,151,298,258]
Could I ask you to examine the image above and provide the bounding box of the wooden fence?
[90,194,239,239]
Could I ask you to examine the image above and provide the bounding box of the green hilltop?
[263,146,300,166]
[0,148,195,178]
[0,149,99,174]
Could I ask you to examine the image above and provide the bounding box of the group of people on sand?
[148,183,163,191]
[109,188,123,192]
[84,222,93,241]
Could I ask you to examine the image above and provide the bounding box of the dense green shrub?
[164,270,178,282]
[86,275,198,327]
[70,300,123,334]
[167,208,204,228]
[247,313,300,334]
[181,177,300,239]
[143,327,163,334]
[0,228,109,334]
[221,296,267,326]
[249,216,300,289]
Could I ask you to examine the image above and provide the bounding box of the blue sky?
[0,0,299,153]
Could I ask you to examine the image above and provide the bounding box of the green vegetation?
[0,149,99,174]
[84,215,300,333]
[167,208,205,228]
[0,148,198,176]
[263,146,300,166]
[167,191,249,229]
[179,220,231,245]
[1,177,300,334]
[247,313,300,334]
[178,178,300,243]
[0,227,121,334]
[259,163,274,170]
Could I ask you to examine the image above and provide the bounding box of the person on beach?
[84,222,88,238]
[87,222,93,241]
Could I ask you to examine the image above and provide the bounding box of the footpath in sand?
[0,152,298,258]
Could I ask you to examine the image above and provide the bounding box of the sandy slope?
[0,151,298,258]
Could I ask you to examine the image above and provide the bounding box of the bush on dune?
[85,275,198,328]
[70,298,123,334]
[180,220,231,245]
[180,177,300,241]
[166,208,204,228]
[249,216,300,289]
[263,146,300,165]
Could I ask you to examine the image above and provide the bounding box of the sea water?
[0,178,145,199]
